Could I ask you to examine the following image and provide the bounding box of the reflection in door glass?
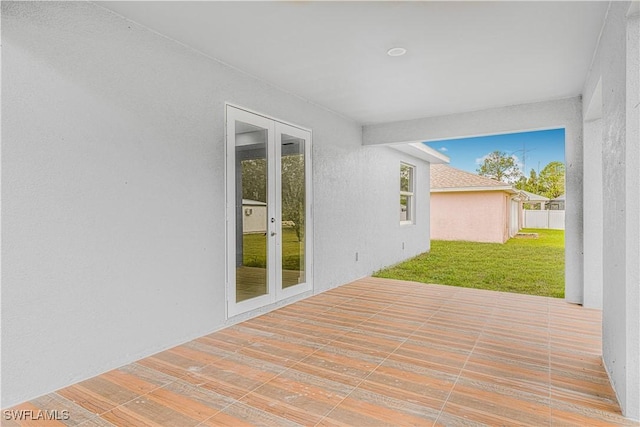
[235,120,268,302]
[281,134,305,288]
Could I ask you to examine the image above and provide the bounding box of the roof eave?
[431,186,515,193]
[389,142,450,164]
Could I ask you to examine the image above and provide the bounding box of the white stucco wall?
[581,1,639,420]
[583,118,603,309]
[625,11,640,422]
[624,7,640,422]
[1,2,431,407]
[363,97,584,305]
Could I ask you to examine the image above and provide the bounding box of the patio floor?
[6,277,639,426]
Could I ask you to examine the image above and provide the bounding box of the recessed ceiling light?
[387,47,407,57]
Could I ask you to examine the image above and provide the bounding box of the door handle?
[271,231,277,236]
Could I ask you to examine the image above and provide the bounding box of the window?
[400,163,415,224]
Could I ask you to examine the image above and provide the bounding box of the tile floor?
[5,277,639,426]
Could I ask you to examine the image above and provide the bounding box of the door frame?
[224,103,313,318]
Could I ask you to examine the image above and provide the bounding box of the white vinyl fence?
[524,210,565,230]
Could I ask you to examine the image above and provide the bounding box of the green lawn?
[242,228,304,271]
[374,228,565,298]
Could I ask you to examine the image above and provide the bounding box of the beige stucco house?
[430,164,525,243]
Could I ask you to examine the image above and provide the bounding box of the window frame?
[400,162,416,225]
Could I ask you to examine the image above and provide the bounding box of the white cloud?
[511,154,523,170]
[439,147,448,152]
[475,153,489,165]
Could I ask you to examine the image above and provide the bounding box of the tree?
[476,151,522,183]
[241,158,267,203]
[515,168,540,194]
[281,154,305,242]
[538,161,565,199]
[241,154,306,242]
[526,169,539,194]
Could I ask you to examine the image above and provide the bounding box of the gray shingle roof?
[430,164,511,190]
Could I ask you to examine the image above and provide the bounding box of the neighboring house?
[430,164,525,244]
[520,190,550,210]
[3,2,639,420]
[547,193,566,210]
[242,199,267,233]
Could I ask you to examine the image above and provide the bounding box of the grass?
[374,228,565,298]
[243,228,304,271]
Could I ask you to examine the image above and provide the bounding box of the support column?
[623,10,639,421]
[583,117,603,308]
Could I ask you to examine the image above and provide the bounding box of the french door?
[225,105,313,317]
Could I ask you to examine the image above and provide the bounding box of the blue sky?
[424,128,565,176]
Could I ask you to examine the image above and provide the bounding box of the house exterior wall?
[581,1,639,420]
[430,191,508,243]
[625,11,640,422]
[1,2,432,407]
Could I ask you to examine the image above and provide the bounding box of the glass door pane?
[227,105,312,317]
[235,120,269,302]
[280,134,306,289]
